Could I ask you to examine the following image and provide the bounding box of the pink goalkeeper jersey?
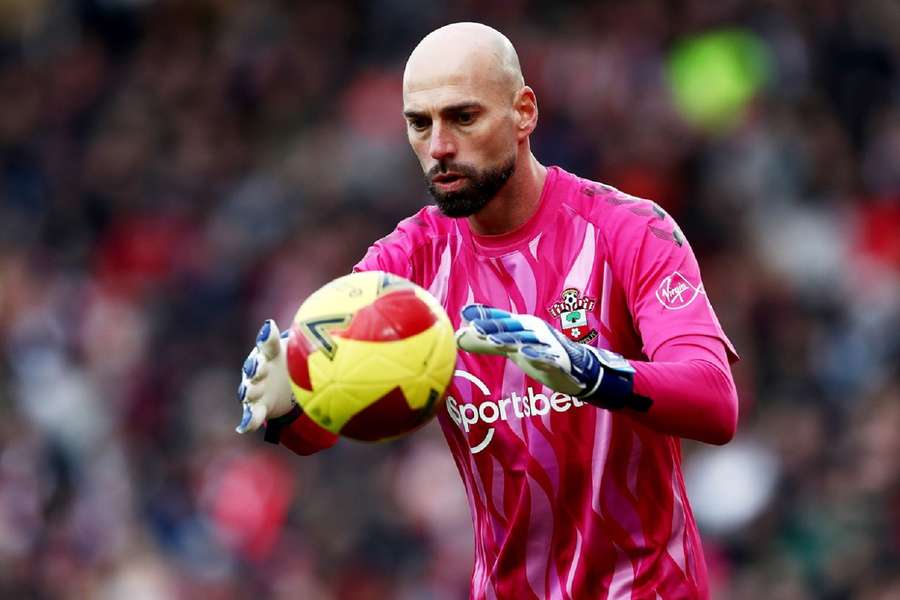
[354,166,737,600]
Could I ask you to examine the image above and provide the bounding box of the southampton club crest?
[547,288,598,343]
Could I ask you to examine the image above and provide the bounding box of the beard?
[426,155,517,218]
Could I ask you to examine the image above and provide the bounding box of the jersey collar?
[461,166,560,257]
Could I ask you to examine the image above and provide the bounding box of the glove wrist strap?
[263,403,302,444]
[579,348,652,412]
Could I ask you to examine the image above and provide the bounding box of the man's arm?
[629,334,738,445]
[263,406,340,455]
[456,307,738,445]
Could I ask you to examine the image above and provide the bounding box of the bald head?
[404,22,524,100]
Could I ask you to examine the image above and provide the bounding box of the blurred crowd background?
[0,0,898,598]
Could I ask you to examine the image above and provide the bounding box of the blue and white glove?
[236,320,298,434]
[455,304,649,411]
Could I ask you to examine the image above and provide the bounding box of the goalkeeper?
[236,22,739,600]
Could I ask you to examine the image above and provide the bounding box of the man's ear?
[515,86,539,139]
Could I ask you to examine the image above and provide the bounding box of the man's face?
[403,70,520,218]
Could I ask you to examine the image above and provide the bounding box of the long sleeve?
[268,410,339,456]
[629,334,738,445]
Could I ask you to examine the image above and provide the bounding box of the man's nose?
[429,122,457,161]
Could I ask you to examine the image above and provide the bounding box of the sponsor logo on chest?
[446,370,590,454]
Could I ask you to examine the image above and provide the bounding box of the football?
[285,271,457,442]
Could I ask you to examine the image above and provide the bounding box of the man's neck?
[467,153,547,236]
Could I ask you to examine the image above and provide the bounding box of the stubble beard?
[426,155,517,218]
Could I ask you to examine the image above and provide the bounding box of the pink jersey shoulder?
[353,205,456,280]
[562,177,685,250]
[561,174,738,361]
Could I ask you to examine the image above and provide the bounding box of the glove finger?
[511,354,556,376]
[486,333,546,353]
[235,402,268,434]
[492,331,547,346]
[485,334,515,351]
[236,402,253,432]
[249,360,270,384]
[519,345,562,368]
[471,317,525,335]
[460,304,512,323]
[455,327,509,356]
[256,320,282,361]
[510,350,583,395]
[245,380,264,402]
[242,352,260,379]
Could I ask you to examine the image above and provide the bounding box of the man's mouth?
[431,172,467,192]
[432,172,464,184]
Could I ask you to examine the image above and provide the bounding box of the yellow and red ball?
[286,271,457,442]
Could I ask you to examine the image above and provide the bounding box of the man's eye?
[409,119,430,131]
[458,112,475,125]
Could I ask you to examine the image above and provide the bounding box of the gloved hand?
[455,304,648,411]
[235,320,297,433]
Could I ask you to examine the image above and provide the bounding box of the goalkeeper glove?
[455,304,650,411]
[236,320,301,437]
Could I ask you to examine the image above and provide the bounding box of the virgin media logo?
[656,271,705,310]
